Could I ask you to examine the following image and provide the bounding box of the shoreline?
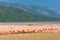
[0,22,60,25]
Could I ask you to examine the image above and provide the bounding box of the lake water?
[0,22,60,25]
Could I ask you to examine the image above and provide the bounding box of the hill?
[0,2,60,22]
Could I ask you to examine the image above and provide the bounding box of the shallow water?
[0,22,60,25]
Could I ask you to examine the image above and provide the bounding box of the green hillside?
[0,5,60,22]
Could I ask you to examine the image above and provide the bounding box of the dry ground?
[0,33,60,40]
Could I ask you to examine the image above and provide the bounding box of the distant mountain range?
[0,2,60,22]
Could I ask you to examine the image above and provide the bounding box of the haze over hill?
[0,2,60,22]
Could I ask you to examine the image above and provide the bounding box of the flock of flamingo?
[0,24,60,35]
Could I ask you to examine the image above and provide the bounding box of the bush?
[28,23,34,26]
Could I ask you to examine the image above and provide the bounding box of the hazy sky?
[0,0,60,11]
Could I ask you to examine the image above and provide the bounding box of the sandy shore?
[0,33,60,40]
